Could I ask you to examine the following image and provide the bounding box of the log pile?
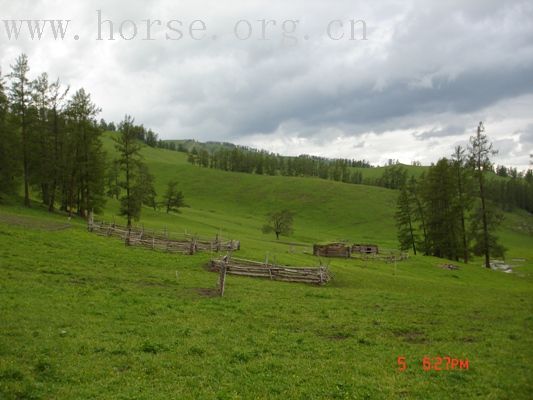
[209,257,331,285]
[313,243,351,258]
[88,221,240,254]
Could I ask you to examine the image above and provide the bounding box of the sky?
[1,0,532,169]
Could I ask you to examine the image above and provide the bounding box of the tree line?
[182,140,533,213]
[395,123,514,268]
[187,146,370,184]
[0,54,185,227]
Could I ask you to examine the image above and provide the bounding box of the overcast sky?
[1,0,532,169]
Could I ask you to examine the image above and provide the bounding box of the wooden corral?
[352,244,379,255]
[313,243,351,258]
[209,257,331,285]
[88,221,240,254]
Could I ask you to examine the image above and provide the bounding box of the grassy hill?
[1,133,532,399]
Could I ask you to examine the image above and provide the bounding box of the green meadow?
[1,135,532,399]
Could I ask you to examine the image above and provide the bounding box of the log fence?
[209,257,331,285]
[88,221,240,255]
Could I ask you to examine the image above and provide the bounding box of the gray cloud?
[520,125,533,145]
[1,0,532,169]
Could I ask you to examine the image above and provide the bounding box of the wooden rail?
[88,221,240,254]
[209,257,331,285]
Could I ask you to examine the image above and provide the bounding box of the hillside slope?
[102,132,400,250]
[0,134,531,399]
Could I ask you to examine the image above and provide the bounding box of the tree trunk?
[408,217,416,255]
[479,175,491,268]
[125,146,131,228]
[22,108,30,207]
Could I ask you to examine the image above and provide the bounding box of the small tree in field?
[163,180,185,213]
[262,210,294,240]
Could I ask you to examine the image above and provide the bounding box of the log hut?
[313,243,351,258]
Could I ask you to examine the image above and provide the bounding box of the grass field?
[1,135,532,399]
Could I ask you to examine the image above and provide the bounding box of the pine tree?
[396,186,417,254]
[136,163,157,211]
[8,54,32,206]
[115,115,143,227]
[0,69,20,197]
[468,122,502,268]
[163,181,185,213]
[421,158,462,260]
[451,146,473,262]
[32,72,54,205]
[64,88,105,217]
[105,160,121,200]
[407,175,429,254]
[47,78,69,211]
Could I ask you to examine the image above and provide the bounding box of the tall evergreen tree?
[468,122,502,268]
[46,78,69,211]
[0,69,20,197]
[105,159,122,200]
[32,72,54,205]
[396,186,417,254]
[451,146,473,263]
[115,115,143,228]
[421,158,462,260]
[64,88,105,217]
[407,175,429,254]
[8,54,32,206]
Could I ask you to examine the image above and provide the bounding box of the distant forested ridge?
[179,141,533,214]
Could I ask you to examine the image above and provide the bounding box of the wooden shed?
[352,244,379,255]
[313,243,351,258]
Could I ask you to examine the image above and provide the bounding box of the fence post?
[219,256,228,297]
[125,228,131,246]
[190,238,197,255]
[265,253,273,280]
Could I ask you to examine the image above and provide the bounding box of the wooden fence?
[209,257,331,285]
[88,221,240,255]
[351,250,409,263]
